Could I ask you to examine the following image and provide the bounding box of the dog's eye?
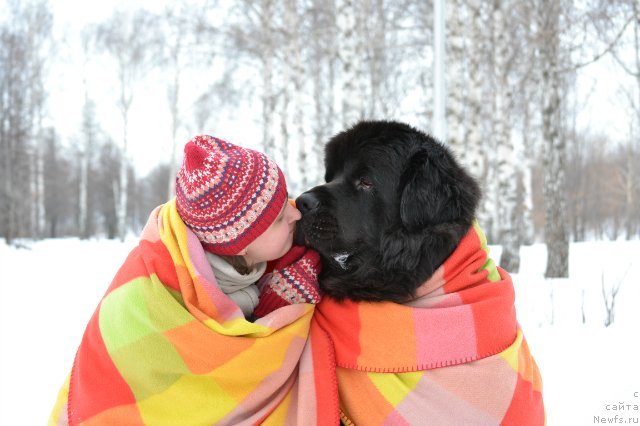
[356,177,374,190]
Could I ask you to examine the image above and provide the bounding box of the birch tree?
[95,139,120,239]
[43,129,74,237]
[519,120,537,244]
[613,139,639,238]
[464,0,490,188]
[227,1,280,158]
[28,5,52,239]
[516,2,540,246]
[309,0,337,186]
[95,10,158,241]
[480,0,501,243]
[0,25,29,244]
[609,0,640,239]
[232,0,283,159]
[337,0,366,126]
[409,1,435,129]
[162,4,193,201]
[78,93,98,239]
[281,0,308,195]
[77,29,98,239]
[537,0,569,278]
[445,0,467,155]
[0,0,52,243]
[166,23,184,201]
[493,0,521,271]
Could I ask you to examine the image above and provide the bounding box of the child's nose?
[288,205,302,222]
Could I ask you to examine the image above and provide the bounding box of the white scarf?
[205,252,265,317]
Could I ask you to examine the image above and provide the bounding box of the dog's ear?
[399,148,479,231]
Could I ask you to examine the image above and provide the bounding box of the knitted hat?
[175,135,288,255]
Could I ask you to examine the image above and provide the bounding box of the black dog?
[295,120,481,302]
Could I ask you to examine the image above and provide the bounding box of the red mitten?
[253,247,322,318]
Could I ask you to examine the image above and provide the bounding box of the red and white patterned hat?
[175,135,287,255]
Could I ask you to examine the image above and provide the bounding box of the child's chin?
[276,237,295,259]
[281,240,294,256]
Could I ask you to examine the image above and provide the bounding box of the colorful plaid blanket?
[49,199,338,425]
[50,205,542,425]
[312,222,545,425]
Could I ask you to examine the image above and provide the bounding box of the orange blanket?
[312,222,545,425]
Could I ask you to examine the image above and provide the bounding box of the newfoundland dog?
[295,120,481,302]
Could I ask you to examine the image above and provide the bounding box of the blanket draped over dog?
[49,200,338,425]
[311,222,544,425]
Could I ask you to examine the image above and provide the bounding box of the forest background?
[1,0,639,276]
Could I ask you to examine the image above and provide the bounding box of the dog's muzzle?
[295,191,339,245]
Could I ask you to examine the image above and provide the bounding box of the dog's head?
[295,120,481,302]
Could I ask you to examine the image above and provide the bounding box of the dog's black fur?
[295,120,481,302]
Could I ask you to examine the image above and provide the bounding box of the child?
[49,135,332,426]
[175,134,322,318]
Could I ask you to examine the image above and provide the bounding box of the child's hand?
[253,247,322,318]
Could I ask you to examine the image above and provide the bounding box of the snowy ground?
[0,237,638,425]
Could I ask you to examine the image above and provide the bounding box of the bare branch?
[559,14,635,73]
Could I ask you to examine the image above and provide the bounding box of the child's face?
[241,200,301,264]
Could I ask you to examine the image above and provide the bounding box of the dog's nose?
[296,192,320,214]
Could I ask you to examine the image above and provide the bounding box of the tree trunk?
[494,0,521,272]
[166,47,181,202]
[540,0,569,278]
[628,16,640,239]
[338,0,365,126]
[280,1,293,179]
[623,145,636,239]
[117,108,129,241]
[260,1,276,159]
[519,79,536,245]
[79,93,94,239]
[482,0,500,243]
[1,124,15,244]
[292,25,307,194]
[310,0,332,188]
[79,150,88,238]
[446,0,467,154]
[35,129,46,238]
[465,0,488,188]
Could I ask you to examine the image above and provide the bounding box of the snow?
[0,237,138,425]
[1,237,639,425]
